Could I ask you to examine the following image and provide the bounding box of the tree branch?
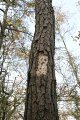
[6,27,33,37]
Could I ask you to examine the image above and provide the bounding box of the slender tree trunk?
[24,0,59,120]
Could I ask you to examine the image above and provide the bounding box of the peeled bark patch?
[36,53,48,76]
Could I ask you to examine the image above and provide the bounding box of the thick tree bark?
[24,0,59,120]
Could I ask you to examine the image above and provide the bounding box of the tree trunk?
[24,0,59,120]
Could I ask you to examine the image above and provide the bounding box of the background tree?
[55,7,80,120]
[0,0,34,119]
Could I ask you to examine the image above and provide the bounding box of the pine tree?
[24,0,59,120]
